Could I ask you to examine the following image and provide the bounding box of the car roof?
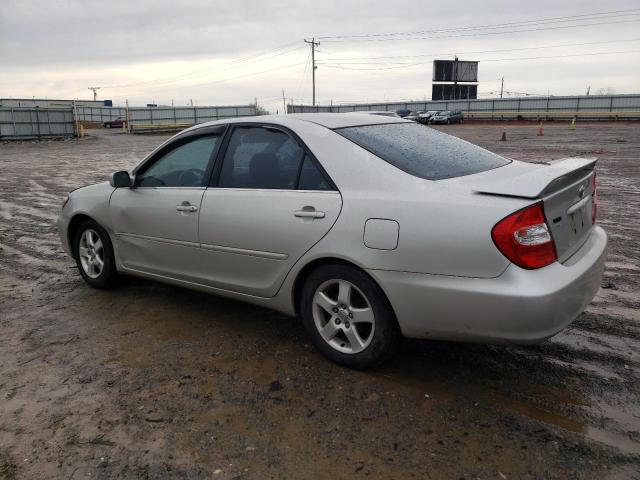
[345,110,394,114]
[189,113,409,131]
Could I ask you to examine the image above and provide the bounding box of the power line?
[121,61,308,96]
[296,49,312,101]
[102,42,305,90]
[317,8,640,41]
[318,50,640,71]
[317,38,640,63]
[319,18,640,43]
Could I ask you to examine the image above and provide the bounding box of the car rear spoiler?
[471,157,597,199]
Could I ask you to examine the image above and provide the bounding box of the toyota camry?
[58,114,607,368]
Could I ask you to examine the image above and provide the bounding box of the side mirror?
[110,171,132,188]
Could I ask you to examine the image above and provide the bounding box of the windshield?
[440,111,451,116]
[336,123,510,180]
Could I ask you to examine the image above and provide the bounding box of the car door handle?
[294,208,325,219]
[176,202,198,213]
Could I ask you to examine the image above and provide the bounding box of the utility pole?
[88,86,101,101]
[282,88,287,114]
[500,77,504,99]
[304,38,320,105]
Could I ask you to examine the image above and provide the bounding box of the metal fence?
[0,104,261,139]
[288,94,640,120]
[76,106,126,123]
[128,105,258,126]
[0,107,76,139]
[74,105,259,125]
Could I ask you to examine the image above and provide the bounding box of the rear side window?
[298,155,331,190]
[336,123,509,180]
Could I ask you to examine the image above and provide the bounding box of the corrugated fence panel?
[0,107,75,139]
[519,98,548,110]
[548,98,579,110]
[578,97,611,110]
[289,95,640,119]
[126,106,258,126]
[612,96,638,110]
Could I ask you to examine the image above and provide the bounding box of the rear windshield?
[336,123,510,180]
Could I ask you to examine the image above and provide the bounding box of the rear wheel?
[447,119,451,125]
[301,264,401,368]
[105,124,111,128]
[74,220,118,289]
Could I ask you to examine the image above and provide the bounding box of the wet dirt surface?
[1,124,639,479]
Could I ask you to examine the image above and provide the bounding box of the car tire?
[447,119,451,125]
[300,264,401,369]
[460,118,464,124]
[105,124,111,128]
[74,219,118,289]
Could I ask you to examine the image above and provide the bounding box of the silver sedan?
[58,114,607,368]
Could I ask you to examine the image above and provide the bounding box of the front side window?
[218,127,304,189]
[136,135,220,187]
[336,123,510,180]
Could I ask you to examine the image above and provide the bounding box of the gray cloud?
[1,0,639,111]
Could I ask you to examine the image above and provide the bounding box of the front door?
[110,129,224,282]
[198,125,342,297]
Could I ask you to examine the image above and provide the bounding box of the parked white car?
[58,114,606,367]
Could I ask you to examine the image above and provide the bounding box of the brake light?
[491,202,557,269]
[591,171,597,224]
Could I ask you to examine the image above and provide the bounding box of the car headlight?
[61,194,70,209]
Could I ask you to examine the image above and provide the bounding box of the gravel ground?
[0,123,638,479]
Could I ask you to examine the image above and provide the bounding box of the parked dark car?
[395,109,411,118]
[429,110,464,125]
[104,117,127,129]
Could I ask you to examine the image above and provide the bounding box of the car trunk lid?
[449,157,597,262]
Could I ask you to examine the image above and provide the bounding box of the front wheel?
[300,264,401,368]
[74,220,118,289]
[447,119,451,125]
[105,124,111,128]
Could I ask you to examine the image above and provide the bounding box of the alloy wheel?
[312,279,375,354]
[78,229,104,279]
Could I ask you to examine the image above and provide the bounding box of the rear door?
[197,124,342,297]
[110,127,224,281]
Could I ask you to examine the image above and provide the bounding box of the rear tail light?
[591,171,597,224]
[491,202,557,270]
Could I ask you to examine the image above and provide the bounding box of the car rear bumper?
[367,226,607,344]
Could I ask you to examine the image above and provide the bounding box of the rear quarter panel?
[284,120,531,279]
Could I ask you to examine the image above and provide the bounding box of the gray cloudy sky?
[1,0,639,111]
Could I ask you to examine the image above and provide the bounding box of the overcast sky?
[1,0,639,112]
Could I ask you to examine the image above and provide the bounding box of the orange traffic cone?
[500,127,507,141]
[537,123,544,136]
